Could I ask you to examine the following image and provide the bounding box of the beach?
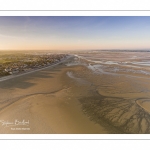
[0,56,113,133]
[1,51,150,134]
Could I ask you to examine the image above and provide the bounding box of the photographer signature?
[0,119,29,127]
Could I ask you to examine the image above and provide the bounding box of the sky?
[0,16,150,51]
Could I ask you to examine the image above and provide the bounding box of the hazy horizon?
[1,49,150,52]
[1,16,150,51]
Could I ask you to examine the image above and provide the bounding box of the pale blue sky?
[0,16,150,50]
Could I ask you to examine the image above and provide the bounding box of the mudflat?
[0,57,111,133]
[1,51,150,134]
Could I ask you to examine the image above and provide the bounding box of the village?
[0,53,68,77]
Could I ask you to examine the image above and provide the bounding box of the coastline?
[1,52,150,133]
[0,55,73,82]
[0,55,111,134]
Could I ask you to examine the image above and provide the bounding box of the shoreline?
[0,55,111,134]
[0,55,73,82]
[1,52,150,133]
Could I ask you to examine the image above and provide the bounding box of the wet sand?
[136,100,150,113]
[1,51,150,134]
[0,57,111,133]
[68,52,150,134]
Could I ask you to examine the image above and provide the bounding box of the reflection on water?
[67,51,150,133]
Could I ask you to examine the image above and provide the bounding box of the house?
[5,68,11,72]
[11,69,19,74]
